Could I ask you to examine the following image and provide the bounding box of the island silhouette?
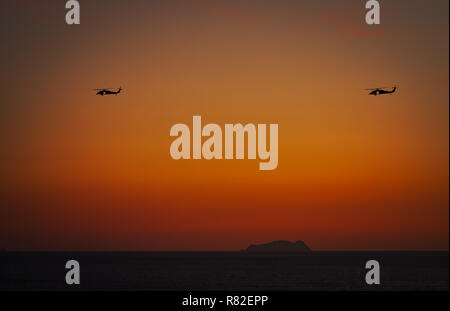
[245,240,311,252]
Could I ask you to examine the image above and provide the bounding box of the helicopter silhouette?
[94,87,122,96]
[366,86,397,96]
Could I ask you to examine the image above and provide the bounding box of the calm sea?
[0,251,448,290]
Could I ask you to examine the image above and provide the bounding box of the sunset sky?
[0,0,448,251]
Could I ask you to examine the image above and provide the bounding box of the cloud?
[324,10,386,39]
[180,0,246,21]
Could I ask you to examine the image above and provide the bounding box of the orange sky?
[0,0,448,250]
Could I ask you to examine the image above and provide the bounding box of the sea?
[0,251,448,291]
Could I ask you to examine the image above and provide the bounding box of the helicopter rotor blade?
[365,86,390,90]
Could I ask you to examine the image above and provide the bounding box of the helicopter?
[94,87,122,96]
[366,86,397,96]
